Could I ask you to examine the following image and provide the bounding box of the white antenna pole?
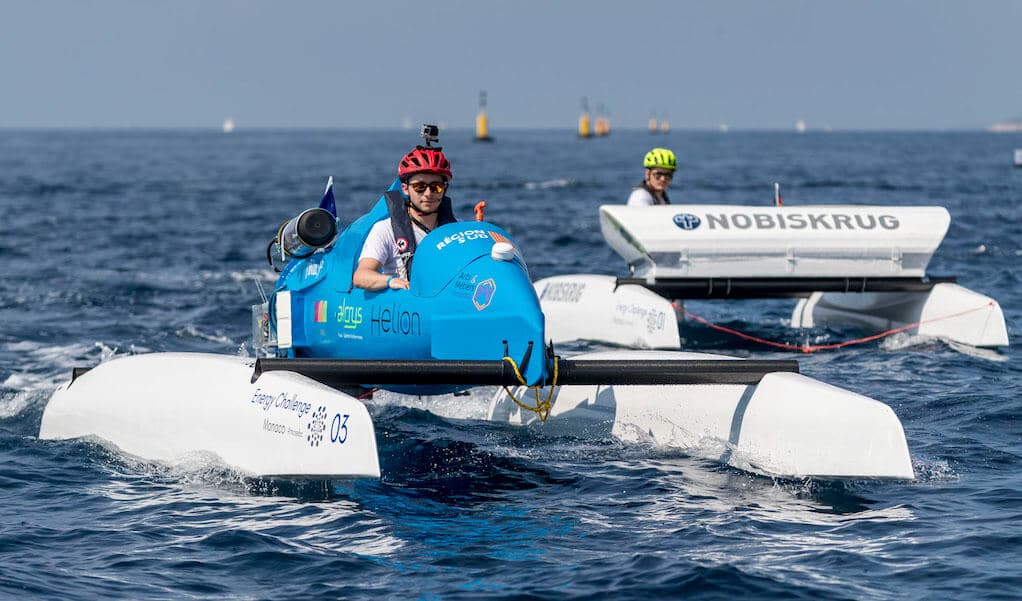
[254,277,268,304]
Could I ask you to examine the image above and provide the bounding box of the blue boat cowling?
[268,180,547,393]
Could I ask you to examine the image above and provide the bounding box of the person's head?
[642,147,677,193]
[398,147,452,215]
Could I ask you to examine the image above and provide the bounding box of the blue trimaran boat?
[39,129,914,481]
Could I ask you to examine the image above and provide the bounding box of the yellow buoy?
[474,91,493,142]
[594,103,610,136]
[578,113,592,138]
[578,97,592,138]
[474,110,490,139]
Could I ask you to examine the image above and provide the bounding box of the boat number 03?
[330,413,350,444]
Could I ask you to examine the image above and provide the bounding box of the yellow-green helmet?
[643,148,677,171]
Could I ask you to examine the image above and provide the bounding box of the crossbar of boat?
[617,275,958,299]
[251,358,799,388]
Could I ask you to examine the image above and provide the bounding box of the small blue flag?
[318,176,336,217]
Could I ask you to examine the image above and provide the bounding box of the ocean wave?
[524,178,576,190]
[173,325,237,346]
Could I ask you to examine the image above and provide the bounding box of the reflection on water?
[88,451,406,557]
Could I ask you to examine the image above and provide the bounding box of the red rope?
[676,301,994,354]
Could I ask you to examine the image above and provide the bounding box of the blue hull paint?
[272,188,546,393]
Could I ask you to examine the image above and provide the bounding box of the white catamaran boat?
[38,203,920,483]
[537,204,1008,350]
[36,133,922,484]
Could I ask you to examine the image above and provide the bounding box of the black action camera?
[421,124,440,146]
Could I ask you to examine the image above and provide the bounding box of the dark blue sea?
[1,129,1020,600]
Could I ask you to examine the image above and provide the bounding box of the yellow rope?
[501,355,559,423]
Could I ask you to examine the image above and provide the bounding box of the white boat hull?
[40,351,914,481]
[538,274,1007,350]
[792,283,1008,348]
[489,351,914,480]
[535,275,680,348]
[39,353,380,479]
[600,204,951,279]
[582,203,1008,349]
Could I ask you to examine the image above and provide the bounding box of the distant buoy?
[475,111,492,142]
[578,97,592,138]
[578,113,592,138]
[474,91,493,142]
[593,103,610,137]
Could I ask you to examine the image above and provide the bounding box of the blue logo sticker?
[673,213,702,230]
[472,278,497,311]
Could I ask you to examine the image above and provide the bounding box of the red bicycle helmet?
[398,147,453,180]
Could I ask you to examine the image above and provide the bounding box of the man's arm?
[353,258,409,290]
[352,220,411,290]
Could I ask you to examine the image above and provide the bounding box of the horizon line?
[0,124,1011,134]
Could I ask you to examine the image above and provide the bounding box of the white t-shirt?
[626,185,669,206]
[358,219,428,274]
[627,187,655,206]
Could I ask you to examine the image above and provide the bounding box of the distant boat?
[719,123,730,133]
[659,119,669,134]
[1014,149,1022,167]
[648,116,659,134]
[795,119,807,133]
[989,120,1022,133]
[222,118,235,133]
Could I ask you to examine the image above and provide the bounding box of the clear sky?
[2,0,1020,131]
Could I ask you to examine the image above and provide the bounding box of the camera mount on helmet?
[419,124,441,150]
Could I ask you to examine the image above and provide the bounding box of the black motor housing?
[279,208,337,258]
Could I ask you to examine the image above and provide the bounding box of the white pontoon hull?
[489,351,914,480]
[535,274,680,349]
[39,353,381,479]
[537,274,1007,349]
[39,351,913,482]
[792,283,1008,348]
